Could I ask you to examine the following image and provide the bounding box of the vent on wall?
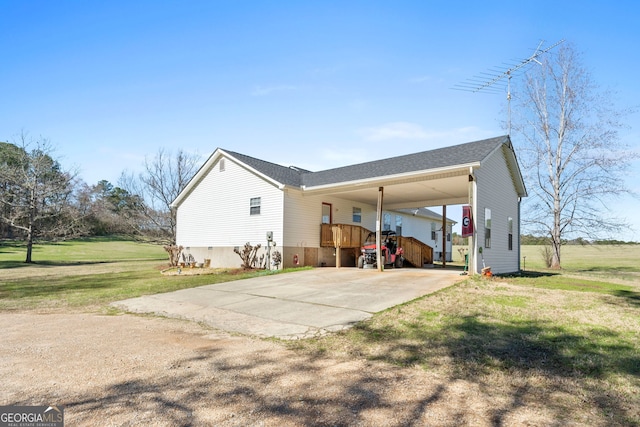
[220,159,225,172]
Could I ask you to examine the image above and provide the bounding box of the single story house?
[171,135,526,274]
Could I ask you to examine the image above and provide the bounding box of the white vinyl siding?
[281,192,453,253]
[475,147,520,273]
[176,156,283,247]
[282,192,375,247]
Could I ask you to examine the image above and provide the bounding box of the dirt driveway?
[1,308,559,426]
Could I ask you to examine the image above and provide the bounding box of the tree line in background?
[0,132,200,262]
[1,130,637,264]
[452,233,637,246]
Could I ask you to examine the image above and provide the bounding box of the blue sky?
[2,1,639,240]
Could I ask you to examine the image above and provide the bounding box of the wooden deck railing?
[398,236,434,267]
[320,223,434,267]
[320,223,371,248]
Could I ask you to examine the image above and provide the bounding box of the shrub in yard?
[163,245,184,266]
[540,245,553,268]
[234,242,262,269]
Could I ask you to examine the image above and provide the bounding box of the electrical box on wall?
[266,231,273,242]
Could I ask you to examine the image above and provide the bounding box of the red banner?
[462,205,474,237]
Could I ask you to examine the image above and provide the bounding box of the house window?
[322,203,332,224]
[508,217,513,251]
[395,215,402,236]
[431,222,436,240]
[250,197,261,215]
[484,208,492,248]
[383,213,391,231]
[219,158,225,172]
[352,207,362,223]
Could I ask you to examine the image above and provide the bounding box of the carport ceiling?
[303,168,471,209]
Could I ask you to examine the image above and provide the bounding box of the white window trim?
[250,197,261,215]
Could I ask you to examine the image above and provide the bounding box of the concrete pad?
[113,268,463,339]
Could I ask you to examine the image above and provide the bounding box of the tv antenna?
[452,39,564,135]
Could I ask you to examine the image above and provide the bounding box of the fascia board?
[170,148,287,209]
[222,150,286,189]
[170,149,221,209]
[500,144,528,197]
[301,163,480,193]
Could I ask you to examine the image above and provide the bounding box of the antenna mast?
[453,39,564,135]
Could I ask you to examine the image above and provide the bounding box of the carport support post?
[469,167,477,275]
[442,205,447,268]
[332,225,342,268]
[376,186,384,272]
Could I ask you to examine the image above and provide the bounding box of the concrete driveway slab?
[113,268,463,339]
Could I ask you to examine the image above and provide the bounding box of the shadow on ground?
[47,349,452,426]
[0,260,119,270]
[345,309,639,426]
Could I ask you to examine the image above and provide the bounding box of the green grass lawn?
[451,244,640,283]
[0,237,166,265]
[0,238,301,310]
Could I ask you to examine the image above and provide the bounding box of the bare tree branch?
[0,132,77,262]
[118,148,201,244]
[511,43,638,269]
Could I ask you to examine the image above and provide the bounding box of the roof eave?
[301,162,481,193]
[171,148,287,209]
[171,148,223,209]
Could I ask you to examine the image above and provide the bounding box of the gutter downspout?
[469,167,478,275]
[518,196,522,272]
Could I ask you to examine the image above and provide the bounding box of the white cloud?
[357,122,432,141]
[251,84,298,96]
[357,122,495,143]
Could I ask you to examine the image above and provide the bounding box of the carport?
[303,150,479,273]
[299,135,526,275]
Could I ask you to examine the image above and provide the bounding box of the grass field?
[2,238,639,425]
[0,238,300,310]
[451,244,640,283]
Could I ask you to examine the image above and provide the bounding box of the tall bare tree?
[511,43,637,269]
[0,133,76,262]
[118,148,200,243]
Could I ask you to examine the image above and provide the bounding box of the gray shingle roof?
[223,150,306,187]
[223,135,510,188]
[302,135,509,187]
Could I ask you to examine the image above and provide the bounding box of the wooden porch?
[320,223,434,267]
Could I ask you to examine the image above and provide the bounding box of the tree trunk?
[551,205,562,269]
[25,187,36,263]
[551,239,561,269]
[25,226,33,263]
